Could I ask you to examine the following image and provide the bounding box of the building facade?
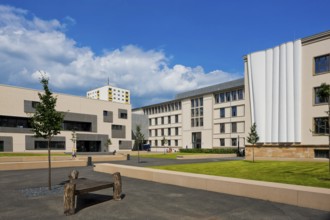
[245,30,330,160]
[132,78,247,151]
[0,85,132,152]
[87,85,130,104]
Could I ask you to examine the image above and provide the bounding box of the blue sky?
[0,0,329,107]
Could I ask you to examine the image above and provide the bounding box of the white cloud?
[0,5,241,107]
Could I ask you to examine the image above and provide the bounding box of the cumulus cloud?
[0,5,241,107]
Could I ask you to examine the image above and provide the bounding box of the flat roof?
[175,78,244,100]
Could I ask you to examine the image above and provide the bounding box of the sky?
[0,0,329,108]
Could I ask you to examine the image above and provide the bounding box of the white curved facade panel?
[247,40,301,143]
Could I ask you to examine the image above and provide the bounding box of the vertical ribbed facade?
[247,40,301,143]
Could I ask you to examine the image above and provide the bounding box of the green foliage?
[151,160,330,188]
[133,125,145,150]
[247,122,259,145]
[179,148,237,154]
[317,83,330,102]
[30,76,64,140]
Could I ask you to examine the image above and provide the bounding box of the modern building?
[245,30,330,160]
[0,85,132,152]
[132,78,247,151]
[87,85,130,104]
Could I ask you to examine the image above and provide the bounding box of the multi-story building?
[87,85,130,104]
[0,85,132,152]
[245,30,330,160]
[132,78,247,151]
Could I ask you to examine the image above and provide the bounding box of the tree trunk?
[252,144,255,163]
[113,172,122,201]
[63,183,76,215]
[48,137,52,190]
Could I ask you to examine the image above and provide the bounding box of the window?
[120,112,127,119]
[315,54,330,74]
[226,92,231,102]
[231,90,237,101]
[161,128,164,136]
[155,118,158,125]
[149,119,152,125]
[314,117,329,134]
[175,115,179,123]
[220,93,225,103]
[200,108,203,116]
[231,138,237,146]
[168,116,171,124]
[175,127,179,136]
[191,97,203,127]
[314,149,329,159]
[35,141,65,150]
[103,111,108,116]
[238,89,244,100]
[220,108,225,118]
[168,140,171,146]
[149,130,152,137]
[232,106,237,117]
[161,117,164,124]
[63,121,92,132]
[32,101,39,108]
[168,128,171,136]
[220,139,225,147]
[0,116,31,128]
[155,140,158,147]
[232,122,237,133]
[200,118,203,127]
[112,125,123,130]
[220,123,225,133]
[175,140,178,146]
[155,129,158,136]
[314,87,328,104]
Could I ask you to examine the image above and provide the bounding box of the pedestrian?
[72,147,76,159]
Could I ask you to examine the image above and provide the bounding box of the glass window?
[232,106,237,117]
[315,54,330,74]
[231,90,237,101]
[200,118,203,127]
[168,128,171,136]
[314,87,328,104]
[215,94,219,103]
[191,119,194,127]
[195,98,199,107]
[175,140,178,146]
[220,93,225,103]
[191,109,195,117]
[200,107,203,116]
[200,98,203,106]
[35,141,65,150]
[220,138,225,147]
[220,108,225,118]
[161,128,164,136]
[220,123,225,133]
[161,117,164,124]
[238,89,244,100]
[155,129,158,136]
[168,116,171,124]
[226,92,231,102]
[232,122,237,133]
[175,115,179,123]
[231,138,237,146]
[175,127,179,135]
[314,117,329,134]
[168,140,171,147]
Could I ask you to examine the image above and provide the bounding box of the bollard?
[127,154,130,160]
[87,156,93,166]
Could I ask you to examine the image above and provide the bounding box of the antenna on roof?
[107,77,110,86]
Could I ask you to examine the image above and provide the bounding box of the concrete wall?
[94,163,330,212]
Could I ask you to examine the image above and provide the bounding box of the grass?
[0,153,69,157]
[150,160,330,188]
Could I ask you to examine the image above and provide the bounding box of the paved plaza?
[0,157,329,219]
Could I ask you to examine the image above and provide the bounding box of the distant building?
[132,78,247,151]
[87,85,130,104]
[0,85,132,152]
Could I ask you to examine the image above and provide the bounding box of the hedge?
[179,148,237,154]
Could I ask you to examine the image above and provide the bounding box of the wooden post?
[68,170,79,183]
[64,183,76,215]
[113,172,122,201]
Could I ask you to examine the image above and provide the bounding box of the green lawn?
[0,153,69,157]
[151,160,330,188]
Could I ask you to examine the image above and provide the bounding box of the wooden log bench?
[64,170,122,215]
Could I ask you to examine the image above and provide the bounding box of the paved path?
[0,166,329,220]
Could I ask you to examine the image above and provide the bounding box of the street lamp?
[71,130,77,158]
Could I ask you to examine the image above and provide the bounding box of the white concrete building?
[0,85,132,152]
[87,85,130,104]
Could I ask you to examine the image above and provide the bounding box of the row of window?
[220,106,238,118]
[220,122,240,133]
[149,115,179,125]
[149,127,180,137]
[143,101,182,115]
[149,139,179,147]
[220,138,238,147]
[103,110,127,119]
[191,97,204,127]
[215,88,244,104]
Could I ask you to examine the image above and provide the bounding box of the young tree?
[162,136,168,146]
[134,125,145,163]
[30,76,64,190]
[106,138,112,152]
[316,83,330,172]
[247,122,259,162]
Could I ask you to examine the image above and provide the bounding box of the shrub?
[179,148,237,154]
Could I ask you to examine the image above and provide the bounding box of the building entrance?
[192,132,202,149]
[0,141,3,152]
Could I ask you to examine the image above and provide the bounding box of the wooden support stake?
[113,172,122,201]
[64,183,76,215]
[68,170,79,183]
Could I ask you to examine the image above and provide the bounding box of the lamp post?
[71,131,77,158]
[237,135,240,157]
